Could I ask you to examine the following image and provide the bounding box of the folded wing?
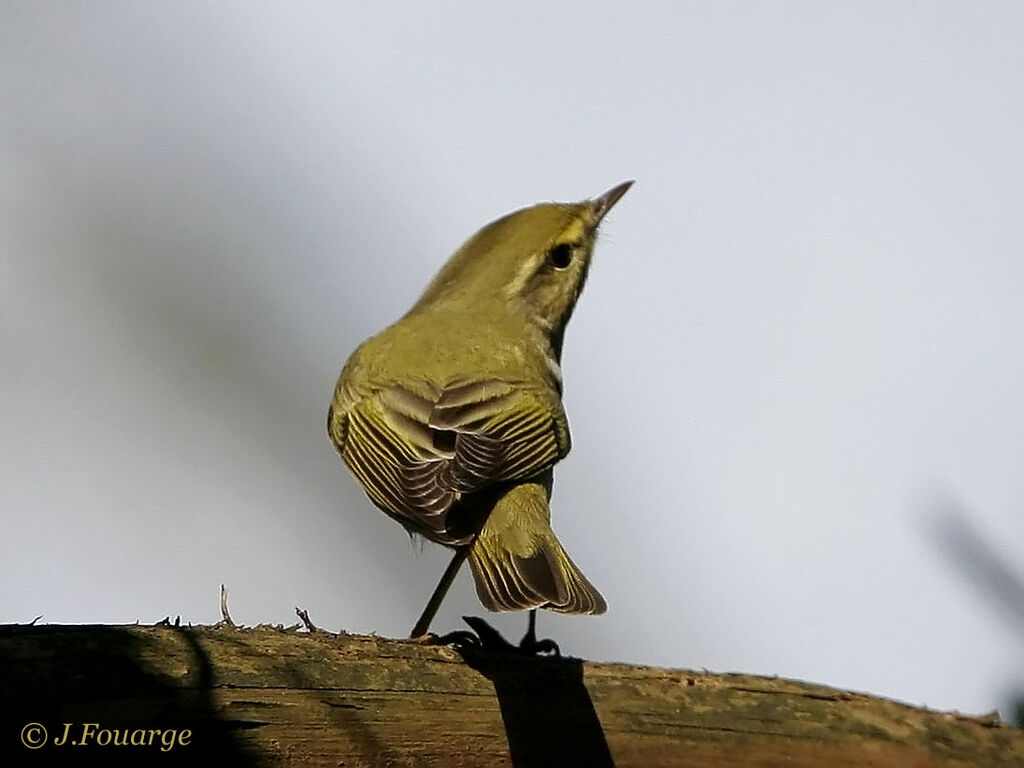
[330,377,570,545]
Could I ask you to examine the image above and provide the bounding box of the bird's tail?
[465,480,606,615]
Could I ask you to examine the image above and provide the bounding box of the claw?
[434,629,482,650]
[520,635,560,657]
[434,614,562,657]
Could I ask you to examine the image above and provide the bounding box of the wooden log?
[0,623,1020,766]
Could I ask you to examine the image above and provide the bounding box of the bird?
[327,181,632,638]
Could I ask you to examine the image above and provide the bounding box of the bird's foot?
[436,616,560,657]
[517,608,560,656]
[518,629,560,657]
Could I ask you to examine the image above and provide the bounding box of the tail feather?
[463,475,606,615]
[468,532,607,615]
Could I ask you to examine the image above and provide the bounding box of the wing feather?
[333,378,569,545]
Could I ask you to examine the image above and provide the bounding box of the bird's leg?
[518,609,560,656]
[521,608,538,647]
[409,545,470,640]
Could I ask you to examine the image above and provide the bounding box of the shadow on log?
[1,622,1021,767]
[0,624,264,765]
[445,616,614,766]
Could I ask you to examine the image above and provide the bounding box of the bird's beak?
[589,180,634,225]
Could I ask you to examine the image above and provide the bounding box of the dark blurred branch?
[927,501,1024,726]
[930,510,1024,631]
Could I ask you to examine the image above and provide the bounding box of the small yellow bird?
[328,182,632,638]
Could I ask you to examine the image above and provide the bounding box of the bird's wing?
[425,377,569,491]
[331,378,570,545]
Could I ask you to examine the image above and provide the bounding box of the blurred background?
[2,2,1022,722]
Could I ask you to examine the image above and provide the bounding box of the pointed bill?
[589,180,634,225]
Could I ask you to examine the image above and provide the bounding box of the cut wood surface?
[1,623,1021,767]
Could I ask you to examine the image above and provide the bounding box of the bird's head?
[412,181,633,337]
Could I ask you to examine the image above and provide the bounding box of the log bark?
[0,622,1020,767]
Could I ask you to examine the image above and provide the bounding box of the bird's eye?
[547,243,573,269]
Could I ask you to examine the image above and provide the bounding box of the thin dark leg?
[524,609,538,646]
[410,546,470,638]
[519,608,560,656]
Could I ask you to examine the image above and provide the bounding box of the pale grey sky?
[2,2,1022,720]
